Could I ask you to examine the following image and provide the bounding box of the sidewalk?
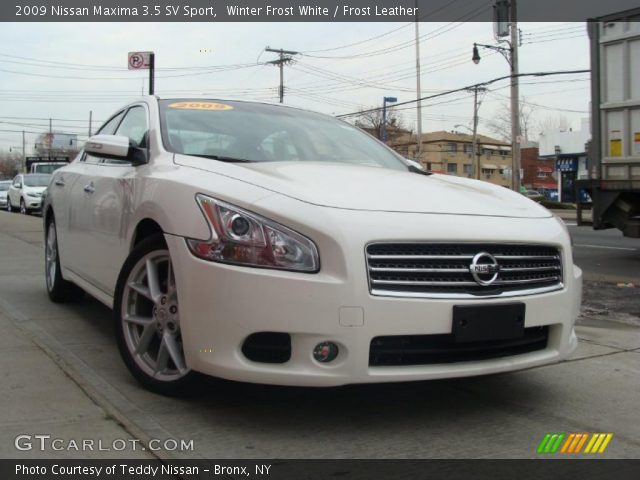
[0,310,153,459]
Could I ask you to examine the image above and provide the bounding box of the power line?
[335,70,590,118]
[302,2,491,60]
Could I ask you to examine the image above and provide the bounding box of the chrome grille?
[366,243,563,298]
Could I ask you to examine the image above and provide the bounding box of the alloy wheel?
[121,250,189,382]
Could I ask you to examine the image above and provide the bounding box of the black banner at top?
[3,0,640,22]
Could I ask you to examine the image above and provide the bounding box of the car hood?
[175,157,551,218]
[23,186,47,194]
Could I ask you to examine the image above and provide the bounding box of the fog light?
[313,341,339,363]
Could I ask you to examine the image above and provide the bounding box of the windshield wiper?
[185,153,254,163]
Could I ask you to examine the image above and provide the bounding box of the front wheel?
[114,234,200,396]
[7,197,14,212]
[20,198,30,215]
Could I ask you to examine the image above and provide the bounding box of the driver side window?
[116,106,148,148]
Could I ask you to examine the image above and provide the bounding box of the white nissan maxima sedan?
[43,97,581,395]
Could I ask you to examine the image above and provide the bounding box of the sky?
[0,18,591,153]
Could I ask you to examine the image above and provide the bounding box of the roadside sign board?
[128,51,153,70]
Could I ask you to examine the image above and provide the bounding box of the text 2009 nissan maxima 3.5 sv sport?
[43,97,582,395]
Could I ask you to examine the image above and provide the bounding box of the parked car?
[43,97,582,395]
[0,180,11,209]
[523,189,544,202]
[7,173,50,214]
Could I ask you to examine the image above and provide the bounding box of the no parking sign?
[128,51,153,70]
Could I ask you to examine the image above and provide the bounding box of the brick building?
[389,131,513,188]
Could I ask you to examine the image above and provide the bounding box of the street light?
[472,33,521,191]
[381,96,398,143]
[472,44,481,64]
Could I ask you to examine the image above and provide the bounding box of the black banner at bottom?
[3,459,640,480]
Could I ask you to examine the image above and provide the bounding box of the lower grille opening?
[369,326,549,366]
[242,332,291,364]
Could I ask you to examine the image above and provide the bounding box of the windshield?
[159,100,407,171]
[23,175,50,187]
[34,164,65,174]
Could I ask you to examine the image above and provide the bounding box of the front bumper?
[165,209,581,387]
[24,197,42,210]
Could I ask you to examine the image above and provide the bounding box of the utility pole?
[22,130,26,173]
[509,0,521,191]
[88,110,93,137]
[471,0,520,191]
[414,2,423,161]
[467,86,487,180]
[265,47,299,103]
[48,118,52,160]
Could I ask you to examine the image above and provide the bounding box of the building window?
[463,164,473,175]
[446,142,457,153]
[482,148,492,156]
[500,149,508,156]
[447,163,458,174]
[426,162,432,170]
[463,144,473,154]
[481,168,495,175]
[537,171,547,178]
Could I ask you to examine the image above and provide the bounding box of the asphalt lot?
[0,210,638,460]
[569,224,640,284]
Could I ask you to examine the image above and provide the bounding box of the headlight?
[187,194,320,273]
[26,192,39,198]
[552,213,573,246]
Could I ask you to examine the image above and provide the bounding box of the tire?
[20,198,30,215]
[113,234,200,396]
[7,197,14,212]
[45,217,83,303]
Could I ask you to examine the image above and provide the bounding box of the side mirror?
[405,159,425,171]
[84,134,148,166]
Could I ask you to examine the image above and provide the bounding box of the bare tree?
[0,150,22,179]
[353,106,410,141]
[484,98,537,143]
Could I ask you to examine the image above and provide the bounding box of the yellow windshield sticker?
[168,102,233,111]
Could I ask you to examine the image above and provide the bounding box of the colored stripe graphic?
[574,433,589,453]
[537,433,565,454]
[585,433,613,454]
[542,432,614,454]
[560,433,575,453]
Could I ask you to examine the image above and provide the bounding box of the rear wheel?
[45,217,83,302]
[114,234,200,396]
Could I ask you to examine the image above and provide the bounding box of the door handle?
[54,178,65,187]
[83,183,95,194]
